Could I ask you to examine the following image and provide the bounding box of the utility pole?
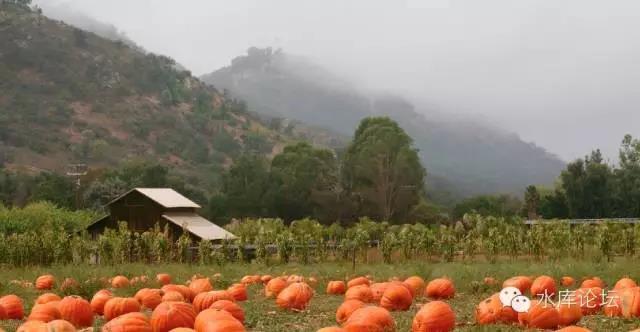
[66,163,87,209]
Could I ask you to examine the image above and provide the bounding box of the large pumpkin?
[163,291,185,303]
[17,321,48,332]
[403,276,425,298]
[104,297,141,321]
[380,284,413,311]
[27,303,61,323]
[260,275,273,284]
[150,301,197,332]
[503,276,533,294]
[265,277,288,298]
[193,291,234,313]
[475,293,518,325]
[580,277,604,289]
[58,296,94,328]
[345,285,373,303]
[0,294,24,319]
[347,277,370,289]
[102,312,152,332]
[35,275,56,290]
[370,283,390,302]
[36,293,62,305]
[60,278,79,292]
[425,278,455,299]
[162,285,194,302]
[518,300,559,330]
[612,286,640,318]
[0,304,7,320]
[46,320,76,332]
[90,289,113,315]
[614,277,637,290]
[194,309,245,332]
[209,300,244,323]
[189,278,213,295]
[317,327,345,332]
[555,326,592,332]
[336,300,365,324]
[531,275,557,298]
[343,306,395,332]
[412,300,456,332]
[276,282,314,311]
[135,288,163,310]
[575,287,603,315]
[227,284,248,302]
[556,301,582,326]
[111,275,130,288]
[156,274,172,286]
[326,281,347,295]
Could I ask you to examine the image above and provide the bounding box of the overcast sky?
[35,0,640,161]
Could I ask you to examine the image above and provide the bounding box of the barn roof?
[162,212,237,240]
[109,188,201,209]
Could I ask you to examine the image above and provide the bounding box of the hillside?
[0,4,304,190]
[202,48,566,202]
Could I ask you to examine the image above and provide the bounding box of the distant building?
[87,188,236,241]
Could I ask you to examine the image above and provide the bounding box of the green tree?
[219,154,271,218]
[614,135,640,217]
[268,142,338,221]
[561,150,613,218]
[453,194,522,220]
[524,185,540,219]
[343,117,425,221]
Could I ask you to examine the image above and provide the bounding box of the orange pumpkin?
[189,278,213,295]
[611,286,640,318]
[347,277,370,289]
[260,275,273,284]
[135,288,163,310]
[265,277,288,297]
[412,300,456,332]
[240,275,261,285]
[345,285,373,303]
[403,276,425,297]
[343,306,395,332]
[475,293,518,325]
[575,287,603,315]
[168,329,195,332]
[326,281,347,295]
[380,283,413,311]
[111,275,130,288]
[0,294,25,319]
[580,277,604,289]
[36,293,61,305]
[209,300,244,323]
[35,275,56,290]
[370,283,390,302]
[104,297,141,321]
[561,276,575,287]
[614,277,637,290]
[27,303,61,322]
[162,285,194,302]
[60,278,79,292]
[194,308,245,332]
[0,304,7,320]
[227,284,248,302]
[163,291,185,303]
[150,301,197,332]
[46,320,76,332]
[58,296,94,328]
[336,300,365,324]
[556,301,582,326]
[157,273,172,286]
[531,275,557,298]
[503,276,533,294]
[287,275,304,284]
[193,291,234,313]
[317,327,345,332]
[90,289,113,315]
[16,321,47,332]
[425,278,455,299]
[102,312,152,332]
[276,282,314,310]
[518,300,560,330]
[555,326,592,332]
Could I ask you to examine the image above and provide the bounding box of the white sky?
[35,0,640,161]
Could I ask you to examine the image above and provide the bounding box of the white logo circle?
[511,295,532,313]
[499,287,522,307]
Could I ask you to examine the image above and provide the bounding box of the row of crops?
[0,214,635,266]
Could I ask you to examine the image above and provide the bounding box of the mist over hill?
[202,47,566,202]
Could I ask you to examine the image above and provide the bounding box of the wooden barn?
[87,188,236,241]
